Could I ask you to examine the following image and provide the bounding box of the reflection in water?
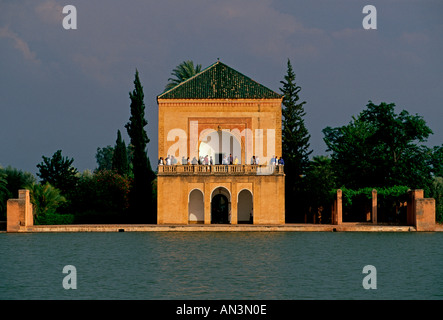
[0,232,442,299]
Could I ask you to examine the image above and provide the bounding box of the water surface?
[0,232,441,300]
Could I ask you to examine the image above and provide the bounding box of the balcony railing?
[157,164,284,175]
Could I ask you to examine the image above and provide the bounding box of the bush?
[68,170,132,223]
[0,171,8,220]
[35,212,74,225]
[428,177,443,223]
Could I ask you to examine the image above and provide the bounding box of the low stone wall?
[331,189,436,231]
[20,223,418,233]
[5,189,438,233]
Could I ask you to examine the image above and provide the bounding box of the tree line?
[280,59,443,224]
[1,60,442,225]
[1,70,155,225]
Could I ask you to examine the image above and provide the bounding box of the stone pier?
[7,189,33,232]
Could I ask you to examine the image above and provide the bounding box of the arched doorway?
[238,189,253,224]
[188,189,204,224]
[211,187,231,224]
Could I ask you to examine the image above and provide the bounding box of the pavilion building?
[156,61,285,224]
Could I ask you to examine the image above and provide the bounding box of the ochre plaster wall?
[157,174,285,225]
[158,99,283,163]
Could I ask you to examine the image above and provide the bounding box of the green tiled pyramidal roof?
[158,61,282,99]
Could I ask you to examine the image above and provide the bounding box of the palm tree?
[0,171,9,219]
[165,60,202,91]
[26,182,66,223]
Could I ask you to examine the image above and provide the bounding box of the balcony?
[157,164,284,176]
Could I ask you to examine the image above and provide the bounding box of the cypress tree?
[112,130,129,176]
[279,59,312,222]
[125,70,155,223]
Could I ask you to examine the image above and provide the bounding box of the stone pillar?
[204,184,212,224]
[331,203,335,224]
[415,198,436,231]
[231,194,238,225]
[7,189,33,232]
[372,189,377,224]
[333,189,342,225]
[407,189,423,226]
[407,190,435,231]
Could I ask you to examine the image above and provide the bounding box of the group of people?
[251,155,284,165]
[158,154,284,166]
[223,154,238,165]
[157,155,179,166]
[270,156,285,166]
[158,155,212,166]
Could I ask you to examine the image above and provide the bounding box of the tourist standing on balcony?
[204,155,209,165]
[251,156,256,165]
[270,156,275,166]
[158,157,164,166]
[278,157,284,165]
[256,156,260,165]
[234,156,239,165]
[222,155,228,165]
[229,154,233,165]
[210,156,213,165]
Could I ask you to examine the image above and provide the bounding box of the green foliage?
[112,130,129,176]
[27,182,67,224]
[305,156,336,208]
[68,170,132,223]
[280,59,312,175]
[332,185,410,223]
[0,171,8,220]
[36,150,79,195]
[337,186,410,208]
[93,170,131,214]
[280,59,312,222]
[428,177,443,223]
[0,166,37,220]
[323,101,433,189]
[430,145,443,177]
[125,70,155,222]
[95,145,114,171]
[165,60,202,91]
[0,165,36,198]
[36,212,75,225]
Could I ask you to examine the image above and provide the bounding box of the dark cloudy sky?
[1,0,442,176]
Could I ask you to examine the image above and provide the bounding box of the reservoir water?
[0,232,442,300]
